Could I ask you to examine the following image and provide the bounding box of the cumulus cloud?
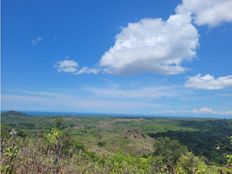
[98,0,232,75]
[55,0,232,76]
[55,59,98,75]
[185,74,232,90]
[176,0,232,26]
[99,14,199,75]
[32,37,43,45]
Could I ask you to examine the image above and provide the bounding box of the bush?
[176,152,207,174]
[153,137,188,172]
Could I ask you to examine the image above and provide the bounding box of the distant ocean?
[25,111,115,117]
[24,111,163,118]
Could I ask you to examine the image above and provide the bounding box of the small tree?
[45,118,68,174]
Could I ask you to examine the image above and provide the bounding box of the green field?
[1,111,232,173]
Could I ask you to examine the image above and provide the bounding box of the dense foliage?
[1,111,232,173]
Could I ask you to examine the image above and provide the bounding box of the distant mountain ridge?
[2,110,28,117]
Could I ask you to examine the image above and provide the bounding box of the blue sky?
[2,0,232,117]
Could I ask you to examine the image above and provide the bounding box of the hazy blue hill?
[2,110,28,117]
[1,111,55,137]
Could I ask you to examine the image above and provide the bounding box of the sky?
[2,0,232,117]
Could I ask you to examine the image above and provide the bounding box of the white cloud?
[154,107,232,116]
[185,74,232,90]
[99,14,199,75]
[32,37,43,45]
[176,0,232,26]
[84,86,178,99]
[192,107,232,116]
[192,107,214,114]
[55,0,232,76]
[55,59,98,75]
[75,67,99,75]
[55,60,79,73]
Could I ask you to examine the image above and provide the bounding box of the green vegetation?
[1,111,232,173]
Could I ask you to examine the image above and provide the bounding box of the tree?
[45,118,70,174]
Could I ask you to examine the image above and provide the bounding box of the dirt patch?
[96,121,113,129]
[125,129,146,139]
